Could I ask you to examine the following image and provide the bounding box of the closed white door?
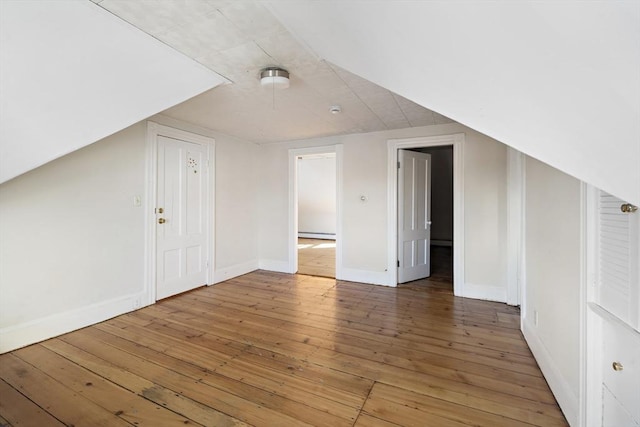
[398,149,432,283]
[156,135,209,300]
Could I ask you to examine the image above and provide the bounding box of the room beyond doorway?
[289,145,342,279]
[297,238,336,278]
[387,134,464,293]
[398,246,453,292]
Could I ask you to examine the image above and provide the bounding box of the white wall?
[259,123,508,298]
[0,122,147,352]
[522,156,582,425]
[209,127,260,283]
[0,115,259,353]
[298,156,336,235]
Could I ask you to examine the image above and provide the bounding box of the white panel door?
[398,149,432,283]
[156,135,209,300]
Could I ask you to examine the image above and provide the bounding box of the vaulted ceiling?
[2,1,638,205]
[93,0,453,143]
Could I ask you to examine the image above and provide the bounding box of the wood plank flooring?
[0,270,567,426]
[298,238,335,278]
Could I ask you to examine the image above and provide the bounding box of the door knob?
[612,361,624,371]
[158,218,166,224]
[620,203,638,213]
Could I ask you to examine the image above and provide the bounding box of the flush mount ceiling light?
[329,105,342,114]
[260,67,290,89]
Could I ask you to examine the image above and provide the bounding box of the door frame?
[145,121,215,304]
[288,145,343,277]
[507,148,525,306]
[582,183,601,426]
[387,134,464,293]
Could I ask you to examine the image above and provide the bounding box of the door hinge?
[397,161,401,169]
[397,260,400,267]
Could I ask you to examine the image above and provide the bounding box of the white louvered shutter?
[597,191,640,330]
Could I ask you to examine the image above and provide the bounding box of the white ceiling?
[93,0,453,143]
[268,1,640,205]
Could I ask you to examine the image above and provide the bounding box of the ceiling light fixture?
[329,105,342,114]
[260,67,290,89]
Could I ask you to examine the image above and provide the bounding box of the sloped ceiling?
[4,0,637,204]
[0,0,226,183]
[268,1,640,205]
[94,0,452,143]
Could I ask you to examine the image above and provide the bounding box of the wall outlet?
[133,195,142,207]
[132,298,140,310]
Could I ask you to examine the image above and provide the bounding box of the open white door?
[398,149,432,283]
[156,135,209,300]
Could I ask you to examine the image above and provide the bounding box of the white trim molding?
[340,268,390,287]
[0,291,146,353]
[506,147,524,306]
[462,283,507,303]
[214,260,259,284]
[145,121,215,304]
[387,134,465,294]
[288,145,344,278]
[582,184,604,426]
[522,319,580,426]
[298,232,336,240]
[259,259,293,273]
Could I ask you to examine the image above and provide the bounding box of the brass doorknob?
[612,361,624,371]
[621,203,638,213]
[158,218,166,224]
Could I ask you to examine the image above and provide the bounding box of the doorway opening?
[288,145,343,279]
[387,134,464,294]
[297,153,336,278]
[407,145,454,288]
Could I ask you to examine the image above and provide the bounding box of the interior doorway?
[387,134,464,293]
[413,145,454,286]
[398,146,453,287]
[146,122,215,304]
[288,145,343,279]
[297,153,336,278]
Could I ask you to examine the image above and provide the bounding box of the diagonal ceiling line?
[391,93,412,126]
[326,61,389,130]
[95,4,234,84]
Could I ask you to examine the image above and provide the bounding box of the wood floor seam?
[0,259,567,426]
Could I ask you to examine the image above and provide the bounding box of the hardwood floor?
[0,270,567,426]
[298,238,335,278]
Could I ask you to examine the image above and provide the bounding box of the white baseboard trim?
[0,291,148,354]
[461,282,507,302]
[213,260,259,284]
[522,319,578,426]
[258,259,292,274]
[339,267,393,287]
[298,233,336,240]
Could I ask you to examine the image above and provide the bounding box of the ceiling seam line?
[326,61,390,130]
